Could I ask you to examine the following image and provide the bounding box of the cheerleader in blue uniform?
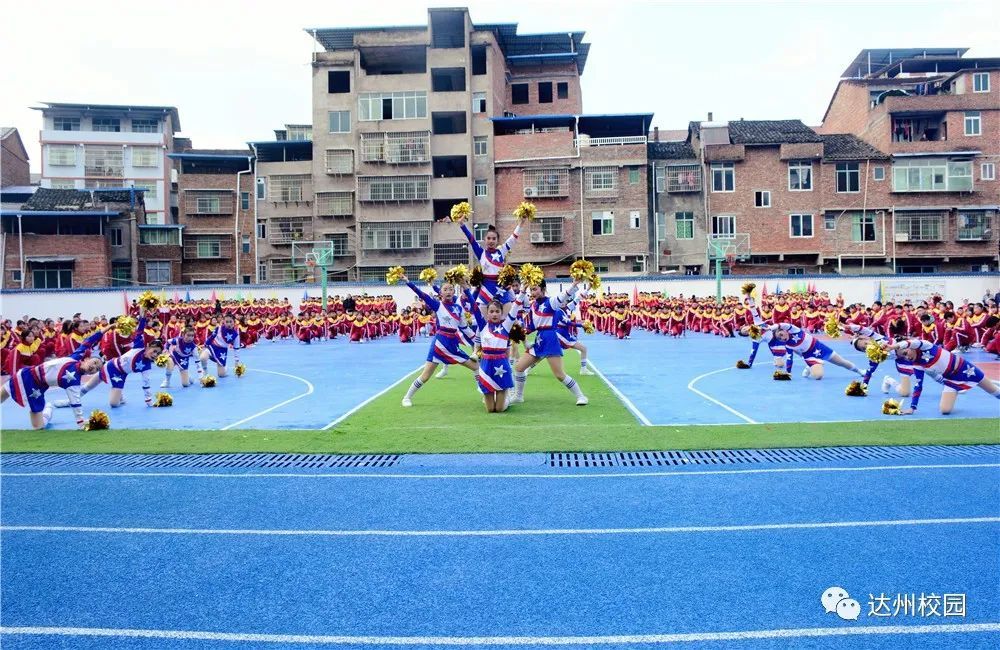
[161,325,199,388]
[471,291,527,413]
[555,292,594,375]
[737,297,792,374]
[511,277,587,405]
[198,313,242,378]
[890,338,1000,414]
[401,275,479,407]
[769,323,864,380]
[456,214,524,312]
[77,315,164,408]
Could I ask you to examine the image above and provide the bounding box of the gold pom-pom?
[418,267,438,284]
[154,353,170,368]
[115,316,137,337]
[235,362,246,378]
[570,259,596,282]
[824,317,842,338]
[469,266,485,287]
[519,263,544,288]
[85,409,110,431]
[845,380,868,397]
[385,265,406,286]
[588,273,602,290]
[882,398,901,415]
[153,392,173,407]
[748,324,762,341]
[137,290,161,312]
[741,282,756,296]
[201,375,217,388]
[509,322,526,344]
[513,201,537,221]
[736,359,751,369]
[866,341,889,364]
[444,264,468,285]
[449,201,472,222]
[582,320,595,334]
[497,264,518,288]
[773,370,792,381]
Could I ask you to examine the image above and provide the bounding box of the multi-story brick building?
[34,103,181,227]
[820,48,999,273]
[1,127,30,187]
[649,138,706,274]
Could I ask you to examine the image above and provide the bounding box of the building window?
[473,223,490,241]
[109,226,123,247]
[48,144,77,166]
[240,192,250,210]
[84,145,124,177]
[131,146,159,168]
[268,175,310,202]
[982,162,996,181]
[131,181,157,200]
[628,168,640,184]
[324,232,349,257]
[257,221,266,239]
[258,261,267,282]
[328,70,350,93]
[533,216,564,243]
[895,211,944,241]
[196,239,222,258]
[32,263,73,289]
[964,111,981,136]
[324,149,354,174]
[893,159,972,192]
[111,261,131,287]
[824,213,837,230]
[286,126,311,141]
[851,212,877,241]
[328,111,351,133]
[242,235,251,254]
[361,222,431,250]
[474,179,487,197]
[786,268,805,275]
[557,82,568,99]
[523,168,569,197]
[92,117,121,132]
[432,155,468,178]
[49,179,76,189]
[632,257,646,273]
[896,265,937,274]
[431,68,465,92]
[194,194,222,213]
[873,166,885,181]
[957,212,992,240]
[145,261,171,285]
[256,177,266,199]
[431,111,466,135]
[629,210,641,229]
[712,215,736,237]
[973,72,990,93]
[472,92,487,114]
[139,229,180,245]
[317,192,353,217]
[471,45,487,75]
[788,161,813,191]
[131,118,159,133]
[591,210,614,236]
[358,91,428,121]
[473,136,488,156]
[790,213,813,238]
[585,167,617,196]
[664,165,701,192]
[511,83,529,105]
[359,175,430,201]
[836,162,860,193]
[675,212,694,239]
[53,116,80,131]
[711,163,734,192]
[538,82,553,103]
[434,242,469,265]
[754,190,771,208]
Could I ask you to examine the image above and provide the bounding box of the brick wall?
[494,132,575,161]
[818,81,872,136]
[177,170,256,284]
[1,134,30,187]
[3,234,110,288]
[137,243,182,285]
[506,63,582,115]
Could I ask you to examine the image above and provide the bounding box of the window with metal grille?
[585,167,617,196]
[269,217,312,244]
[434,242,468,265]
[895,211,944,241]
[92,117,120,132]
[196,239,222,258]
[957,212,992,240]
[523,168,569,197]
[84,146,123,177]
[323,233,349,256]
[132,182,157,199]
[361,222,430,250]
[131,118,159,133]
[48,144,77,166]
[185,191,232,214]
[145,261,170,285]
[140,229,180,245]
[49,179,76,189]
[324,150,353,174]
[358,176,430,201]
[665,165,701,192]
[111,261,131,286]
[359,92,428,121]
[532,216,563,243]
[316,192,353,216]
[269,175,310,202]
[361,131,430,163]
[53,116,79,131]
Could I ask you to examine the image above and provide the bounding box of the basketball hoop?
[725,252,736,267]
[305,256,317,269]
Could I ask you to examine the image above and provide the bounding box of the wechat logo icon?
[822,586,861,621]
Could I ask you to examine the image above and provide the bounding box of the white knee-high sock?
[405,378,424,400]
[42,404,53,426]
[562,375,584,397]
[514,371,527,398]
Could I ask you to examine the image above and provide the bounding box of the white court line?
[322,366,422,430]
[687,367,758,424]
[3,516,998,538]
[3,463,998,480]
[219,369,315,431]
[1,623,999,645]
[586,361,652,426]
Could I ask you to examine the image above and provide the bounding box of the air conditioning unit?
[524,187,538,197]
[894,233,910,242]
[530,232,546,243]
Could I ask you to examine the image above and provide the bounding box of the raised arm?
[131,316,148,349]
[70,329,104,361]
[551,282,580,311]
[500,220,523,255]
[406,280,440,312]
[459,222,485,259]
[499,291,528,335]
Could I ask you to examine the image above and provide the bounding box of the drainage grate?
[0,453,400,469]
[548,445,999,468]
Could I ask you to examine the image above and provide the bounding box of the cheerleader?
[161,325,199,388]
[198,314,242,378]
[400,275,479,407]
[76,316,164,408]
[768,322,864,380]
[456,213,524,311]
[889,338,1000,414]
[471,293,527,412]
[511,278,588,406]
[1,329,103,429]
[555,293,594,376]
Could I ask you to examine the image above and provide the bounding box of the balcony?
[575,135,647,147]
[183,191,234,216]
[183,236,233,260]
[269,217,313,245]
[358,175,431,202]
[316,192,354,217]
[894,211,945,242]
[663,165,702,193]
[523,168,569,198]
[41,129,164,146]
[360,131,431,164]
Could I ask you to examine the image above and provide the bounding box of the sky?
[2,0,997,172]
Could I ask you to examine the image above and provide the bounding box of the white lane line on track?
[2,623,999,645]
[322,366,422,430]
[3,517,998,538]
[586,361,652,426]
[687,366,758,424]
[2,462,998,480]
[219,369,315,431]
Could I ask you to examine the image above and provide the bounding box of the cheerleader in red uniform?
[398,308,415,343]
[349,313,367,343]
[10,329,42,376]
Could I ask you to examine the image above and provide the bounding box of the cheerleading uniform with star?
[166,334,199,372]
[894,339,1000,410]
[94,317,157,405]
[743,300,792,372]
[471,292,526,394]
[6,330,102,425]
[406,281,476,365]
[844,323,913,386]
[460,221,522,304]
[205,322,242,367]
[525,284,580,359]
[767,323,839,368]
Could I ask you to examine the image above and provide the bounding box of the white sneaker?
[401,397,412,407]
[509,394,524,404]
[802,367,811,378]
[881,376,893,394]
[436,366,449,378]
[579,367,595,376]
[160,378,170,388]
[576,395,589,406]
[119,395,127,405]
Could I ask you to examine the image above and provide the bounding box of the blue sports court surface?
[2,331,998,430]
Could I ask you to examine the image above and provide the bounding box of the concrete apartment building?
[649,137,707,275]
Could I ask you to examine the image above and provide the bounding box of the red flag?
[210,290,217,302]
[122,290,129,314]
[761,283,768,297]
[632,285,639,306]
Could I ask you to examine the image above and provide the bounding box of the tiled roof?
[728,120,821,145]
[0,127,15,139]
[648,141,696,160]
[819,134,890,160]
[23,188,93,211]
